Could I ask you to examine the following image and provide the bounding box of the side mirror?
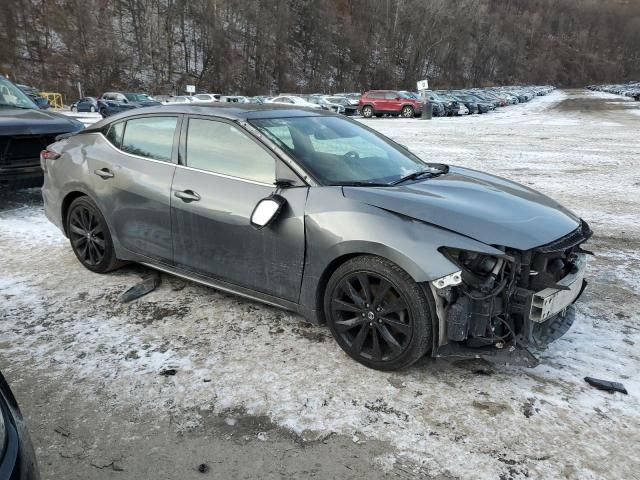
[250,194,286,229]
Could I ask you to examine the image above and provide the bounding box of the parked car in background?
[448,93,480,114]
[191,93,222,103]
[220,96,250,103]
[97,92,160,117]
[160,95,193,104]
[70,96,99,112]
[0,371,40,479]
[358,90,423,118]
[16,85,50,109]
[324,96,359,116]
[301,95,345,114]
[435,92,469,116]
[267,95,322,109]
[0,74,83,189]
[42,102,590,371]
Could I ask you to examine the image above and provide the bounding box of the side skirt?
[140,261,305,317]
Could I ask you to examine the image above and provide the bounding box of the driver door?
[170,116,307,302]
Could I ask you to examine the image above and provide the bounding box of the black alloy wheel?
[66,197,122,273]
[325,255,433,370]
[68,205,105,266]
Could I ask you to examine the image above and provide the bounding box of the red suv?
[358,90,423,118]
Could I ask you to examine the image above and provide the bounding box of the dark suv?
[97,92,160,117]
[358,90,423,118]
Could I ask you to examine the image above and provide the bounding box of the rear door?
[385,91,403,113]
[170,116,307,301]
[90,115,180,262]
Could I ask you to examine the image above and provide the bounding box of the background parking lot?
[1,89,639,480]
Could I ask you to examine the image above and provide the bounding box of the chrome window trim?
[175,163,275,187]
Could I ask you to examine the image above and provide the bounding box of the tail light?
[40,149,60,172]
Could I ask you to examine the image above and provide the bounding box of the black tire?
[66,196,122,273]
[324,255,433,371]
[361,105,373,118]
[99,107,108,118]
[401,105,414,118]
[70,106,77,112]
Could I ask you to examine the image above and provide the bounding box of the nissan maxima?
[41,104,591,370]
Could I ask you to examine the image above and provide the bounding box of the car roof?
[84,103,335,131]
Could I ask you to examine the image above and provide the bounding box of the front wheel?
[90,105,96,112]
[66,197,122,273]
[401,105,414,118]
[70,106,77,112]
[361,105,373,118]
[324,255,433,370]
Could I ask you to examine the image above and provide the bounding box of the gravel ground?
[1,89,639,480]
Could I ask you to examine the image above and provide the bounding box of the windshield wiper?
[333,181,390,187]
[390,170,433,186]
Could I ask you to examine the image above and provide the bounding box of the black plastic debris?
[159,368,177,377]
[198,463,210,473]
[119,272,161,303]
[584,377,628,395]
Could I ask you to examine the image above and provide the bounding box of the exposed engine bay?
[432,220,593,362]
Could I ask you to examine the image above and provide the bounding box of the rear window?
[120,116,177,161]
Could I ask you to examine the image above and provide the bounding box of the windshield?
[124,93,151,102]
[0,77,38,109]
[250,116,430,185]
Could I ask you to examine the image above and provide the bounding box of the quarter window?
[105,121,125,148]
[120,116,177,161]
[186,119,275,184]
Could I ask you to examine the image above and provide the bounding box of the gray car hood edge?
[342,166,581,250]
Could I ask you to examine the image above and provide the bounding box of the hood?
[343,166,581,250]
[0,108,84,136]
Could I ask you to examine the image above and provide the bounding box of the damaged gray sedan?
[41,104,591,370]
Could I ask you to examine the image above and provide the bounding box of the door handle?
[94,168,114,179]
[174,189,201,202]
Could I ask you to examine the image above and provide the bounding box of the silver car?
[41,104,591,370]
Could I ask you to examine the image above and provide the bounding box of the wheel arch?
[61,189,99,236]
[310,242,433,324]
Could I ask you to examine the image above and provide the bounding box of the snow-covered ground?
[1,89,639,480]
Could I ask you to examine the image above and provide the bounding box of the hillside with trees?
[1,0,638,97]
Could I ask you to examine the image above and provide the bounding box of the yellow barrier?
[39,92,64,109]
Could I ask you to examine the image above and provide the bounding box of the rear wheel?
[70,106,77,112]
[361,105,373,118]
[99,107,108,118]
[401,105,414,118]
[324,255,433,370]
[90,105,96,112]
[66,197,122,273]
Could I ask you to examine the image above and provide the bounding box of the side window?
[370,92,383,99]
[120,116,177,161]
[186,118,275,184]
[385,92,398,99]
[105,121,125,148]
